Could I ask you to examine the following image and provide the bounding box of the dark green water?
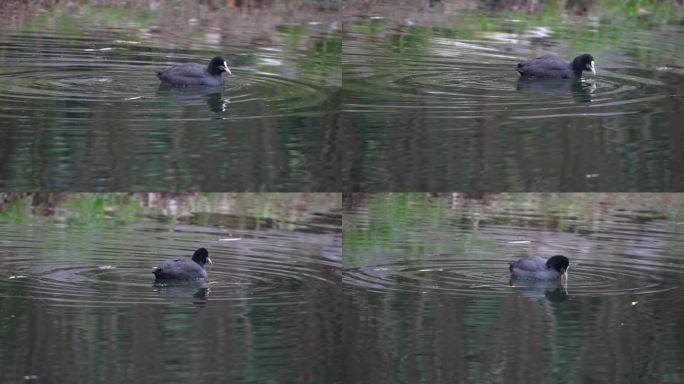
[343,3,684,191]
[343,193,684,383]
[0,3,341,191]
[2,2,683,192]
[2,0,684,382]
[0,194,342,383]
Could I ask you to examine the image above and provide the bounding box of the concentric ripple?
[344,259,510,295]
[345,54,669,120]
[344,17,682,121]
[0,32,333,121]
[0,219,341,307]
[0,21,341,190]
[343,257,677,297]
[343,194,684,299]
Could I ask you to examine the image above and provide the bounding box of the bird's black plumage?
[152,248,212,280]
[517,54,595,79]
[509,255,570,281]
[157,57,231,86]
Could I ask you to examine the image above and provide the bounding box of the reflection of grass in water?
[598,0,682,25]
[22,4,154,37]
[0,194,144,225]
[85,5,153,28]
[0,193,341,228]
[349,0,682,66]
[0,197,32,224]
[24,3,154,31]
[343,193,499,265]
[0,193,340,267]
[305,35,342,84]
[223,193,342,230]
[343,193,684,265]
[60,194,144,224]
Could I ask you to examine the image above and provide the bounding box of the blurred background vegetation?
[0,192,341,228]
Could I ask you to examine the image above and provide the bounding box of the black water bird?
[509,255,570,281]
[152,248,212,280]
[157,56,231,86]
[516,54,595,79]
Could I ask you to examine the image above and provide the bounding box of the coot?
[157,56,231,86]
[152,248,212,280]
[509,255,569,281]
[516,54,595,79]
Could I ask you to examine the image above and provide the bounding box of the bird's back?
[509,256,560,280]
[157,63,222,86]
[517,55,574,78]
[153,257,207,280]
[510,256,546,271]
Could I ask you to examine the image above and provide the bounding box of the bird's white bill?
[590,61,596,75]
[207,257,213,264]
[560,266,569,284]
[222,61,231,75]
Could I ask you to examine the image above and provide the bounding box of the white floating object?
[126,96,142,100]
[508,240,531,244]
[631,301,638,306]
[259,58,283,66]
[9,275,27,279]
[219,238,242,241]
[98,265,115,270]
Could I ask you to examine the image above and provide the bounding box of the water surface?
[343,193,684,383]
[343,3,684,191]
[0,193,342,383]
[0,2,341,191]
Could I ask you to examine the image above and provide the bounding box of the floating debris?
[84,47,113,52]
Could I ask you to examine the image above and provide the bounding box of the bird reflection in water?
[516,78,597,103]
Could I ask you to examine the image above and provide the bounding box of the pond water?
[0,2,341,191]
[0,194,342,383]
[343,193,684,383]
[343,3,684,191]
